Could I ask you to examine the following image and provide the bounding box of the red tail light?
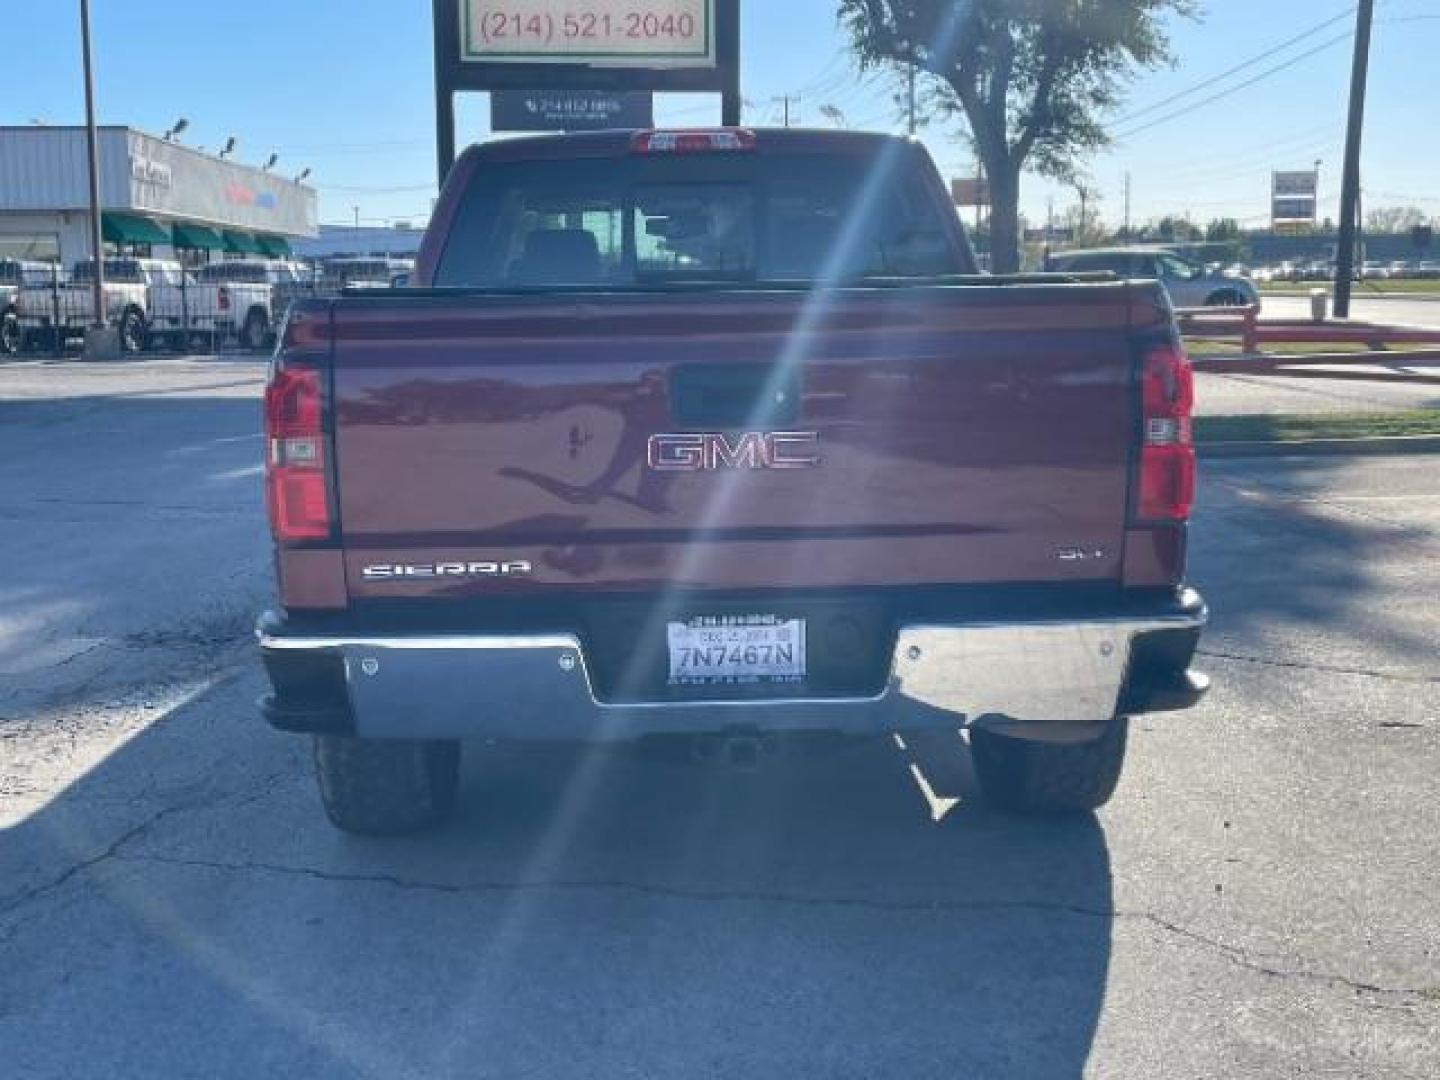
[264,365,330,541]
[1135,341,1196,522]
[631,129,757,154]
[218,286,231,312]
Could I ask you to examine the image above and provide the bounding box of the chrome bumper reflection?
[259,592,1206,741]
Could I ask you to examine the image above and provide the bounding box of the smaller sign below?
[1272,197,1316,223]
[951,177,990,207]
[492,90,654,131]
[1024,227,1074,244]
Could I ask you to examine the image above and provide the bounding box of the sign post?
[433,0,740,183]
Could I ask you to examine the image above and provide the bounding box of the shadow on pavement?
[1193,453,1438,673]
[0,395,269,713]
[1,671,1114,1079]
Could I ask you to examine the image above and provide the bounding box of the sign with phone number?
[463,0,715,66]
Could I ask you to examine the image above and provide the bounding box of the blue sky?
[6,1,1438,230]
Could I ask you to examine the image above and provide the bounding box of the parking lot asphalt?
[1,359,1437,1078]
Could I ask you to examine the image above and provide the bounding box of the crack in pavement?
[100,850,1435,1004]
[0,767,296,944]
[0,800,191,922]
[1197,648,1440,685]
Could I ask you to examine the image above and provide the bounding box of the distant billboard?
[1272,169,1318,227]
[1273,171,1318,198]
[492,90,653,130]
[461,0,716,67]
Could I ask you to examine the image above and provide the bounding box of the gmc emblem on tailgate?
[647,432,820,472]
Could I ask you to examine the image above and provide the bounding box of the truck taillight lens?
[264,366,330,541]
[631,129,757,154]
[218,286,231,312]
[1136,342,1196,522]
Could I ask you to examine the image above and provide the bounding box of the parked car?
[1360,261,1390,280]
[1047,247,1260,308]
[257,128,1209,834]
[17,257,182,352]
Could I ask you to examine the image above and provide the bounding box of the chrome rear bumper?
[258,590,1207,742]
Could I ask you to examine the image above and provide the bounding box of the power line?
[1114,6,1357,127]
[1113,31,1355,142]
[315,182,438,194]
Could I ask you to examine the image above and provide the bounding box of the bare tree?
[839,0,1195,272]
[1364,205,1428,234]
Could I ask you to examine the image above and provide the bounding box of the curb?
[1260,291,1440,304]
[1199,434,1440,459]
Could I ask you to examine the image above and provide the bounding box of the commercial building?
[293,224,427,261]
[0,126,317,266]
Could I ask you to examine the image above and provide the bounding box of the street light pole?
[79,0,105,333]
[1334,0,1375,318]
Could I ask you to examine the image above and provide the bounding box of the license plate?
[667,616,807,687]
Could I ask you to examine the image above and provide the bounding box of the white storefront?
[0,126,318,265]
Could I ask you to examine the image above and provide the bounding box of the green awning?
[101,213,171,245]
[255,235,293,258]
[170,222,225,250]
[222,230,263,255]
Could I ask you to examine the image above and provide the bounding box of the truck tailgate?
[329,283,1141,599]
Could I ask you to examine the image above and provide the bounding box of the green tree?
[1142,215,1199,243]
[1205,218,1240,242]
[839,0,1194,272]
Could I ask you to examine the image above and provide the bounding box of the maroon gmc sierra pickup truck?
[258,128,1208,834]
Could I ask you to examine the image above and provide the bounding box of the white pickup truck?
[320,256,415,291]
[148,259,307,351]
[1,259,59,355]
[17,258,185,353]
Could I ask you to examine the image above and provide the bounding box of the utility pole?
[975,163,984,237]
[1044,197,1055,266]
[1334,0,1375,318]
[79,0,109,351]
[771,95,800,128]
[1123,172,1132,239]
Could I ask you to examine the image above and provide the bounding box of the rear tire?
[313,736,461,835]
[0,310,18,356]
[971,719,1128,815]
[118,307,147,354]
[241,308,269,351]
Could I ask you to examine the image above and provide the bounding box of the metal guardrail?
[1177,305,1440,383]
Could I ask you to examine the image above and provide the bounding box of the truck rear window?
[434,151,966,287]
